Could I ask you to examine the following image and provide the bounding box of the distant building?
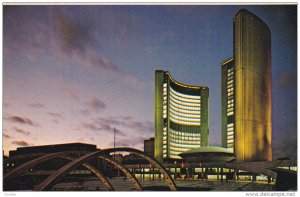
[8,142,97,157]
[221,9,272,162]
[144,137,154,157]
[4,143,103,190]
[155,70,209,163]
[110,153,124,163]
[123,153,148,165]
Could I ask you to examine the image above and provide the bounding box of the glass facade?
[155,70,209,162]
[221,58,235,151]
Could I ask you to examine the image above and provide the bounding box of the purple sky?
[3,5,297,159]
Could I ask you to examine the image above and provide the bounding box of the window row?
[170,91,201,104]
[170,105,201,115]
[170,142,200,150]
[170,109,201,119]
[170,118,200,126]
[170,129,201,137]
[170,101,201,112]
[170,95,201,107]
[170,87,201,100]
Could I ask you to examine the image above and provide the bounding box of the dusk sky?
[3,5,297,159]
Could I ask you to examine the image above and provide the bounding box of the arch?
[98,155,143,191]
[101,147,177,191]
[34,147,177,191]
[34,151,102,191]
[4,151,69,182]
[4,153,46,164]
[33,150,143,191]
[59,155,114,191]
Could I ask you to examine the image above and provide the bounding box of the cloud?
[81,122,101,132]
[47,112,63,119]
[5,115,35,126]
[64,87,79,102]
[12,140,31,147]
[86,97,106,111]
[110,136,145,147]
[4,102,9,108]
[13,127,31,136]
[95,116,153,134]
[52,10,121,73]
[277,71,297,89]
[54,12,95,55]
[124,121,154,134]
[81,121,126,137]
[96,117,124,126]
[79,109,90,116]
[3,133,12,139]
[28,103,44,108]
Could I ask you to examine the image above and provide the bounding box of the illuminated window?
[227,112,234,116]
[227,123,234,127]
[170,92,200,104]
[170,88,201,99]
[163,83,167,88]
[170,95,201,107]
[169,101,201,112]
[227,135,234,139]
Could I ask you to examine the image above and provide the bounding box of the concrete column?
[220,168,224,182]
[252,173,256,182]
[233,169,238,181]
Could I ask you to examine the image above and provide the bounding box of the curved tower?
[155,70,209,163]
[221,9,272,162]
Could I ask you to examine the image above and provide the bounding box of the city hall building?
[221,9,272,162]
[154,70,209,163]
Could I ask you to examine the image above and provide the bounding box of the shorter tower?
[221,58,235,151]
[155,70,209,163]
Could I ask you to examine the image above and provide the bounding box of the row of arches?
[4,147,177,191]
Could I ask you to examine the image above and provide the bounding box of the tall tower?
[155,70,209,163]
[222,9,272,162]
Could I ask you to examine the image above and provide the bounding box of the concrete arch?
[4,152,114,191]
[4,153,46,165]
[59,155,114,191]
[34,150,143,191]
[4,151,69,182]
[98,155,143,191]
[101,147,177,191]
[34,147,177,191]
